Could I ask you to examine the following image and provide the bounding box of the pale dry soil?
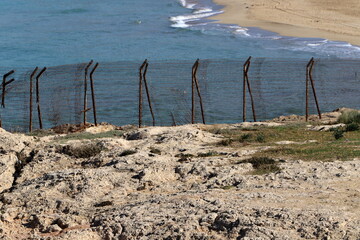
[0,117,359,239]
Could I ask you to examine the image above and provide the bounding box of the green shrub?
[345,123,359,132]
[55,130,124,143]
[333,129,344,140]
[236,133,252,143]
[242,157,281,175]
[256,133,265,143]
[338,111,360,124]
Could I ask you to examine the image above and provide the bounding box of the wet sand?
[210,0,360,46]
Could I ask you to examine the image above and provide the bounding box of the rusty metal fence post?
[170,112,177,126]
[139,60,146,128]
[191,59,205,124]
[36,67,46,129]
[243,57,256,122]
[306,58,321,121]
[191,61,195,124]
[143,61,155,126]
[90,63,99,126]
[2,70,15,108]
[29,67,38,132]
[83,60,93,125]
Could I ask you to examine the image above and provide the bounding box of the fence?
[1,58,360,132]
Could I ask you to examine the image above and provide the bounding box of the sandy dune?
[211,0,360,46]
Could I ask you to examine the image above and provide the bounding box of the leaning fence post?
[243,57,256,122]
[2,70,15,108]
[309,59,322,119]
[192,59,205,124]
[244,57,256,122]
[90,63,99,126]
[36,67,46,129]
[139,60,147,128]
[29,67,38,132]
[191,61,195,124]
[142,61,156,126]
[170,112,177,126]
[83,60,93,125]
[305,58,311,121]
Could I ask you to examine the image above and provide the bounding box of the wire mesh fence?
[1,58,360,132]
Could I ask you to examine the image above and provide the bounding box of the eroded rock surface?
[0,125,359,239]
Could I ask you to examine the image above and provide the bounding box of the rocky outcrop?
[0,128,36,193]
[0,125,359,239]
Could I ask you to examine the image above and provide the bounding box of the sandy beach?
[210,0,360,46]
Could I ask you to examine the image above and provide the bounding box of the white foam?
[178,0,196,9]
[307,40,328,47]
[193,8,213,14]
[171,21,190,28]
[170,10,223,28]
[228,25,249,36]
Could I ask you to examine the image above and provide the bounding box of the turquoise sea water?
[1,0,360,130]
[1,0,360,68]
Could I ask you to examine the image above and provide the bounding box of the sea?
[1,0,360,129]
[1,0,360,68]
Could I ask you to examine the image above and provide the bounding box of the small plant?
[333,128,344,140]
[236,133,252,143]
[241,157,281,175]
[345,123,359,132]
[119,149,137,157]
[150,147,161,155]
[221,185,235,190]
[175,153,194,162]
[256,133,265,143]
[54,130,124,143]
[217,138,233,146]
[197,151,218,157]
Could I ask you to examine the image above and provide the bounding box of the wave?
[170,0,226,29]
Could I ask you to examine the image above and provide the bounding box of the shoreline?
[209,0,360,47]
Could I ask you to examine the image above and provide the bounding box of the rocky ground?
[0,113,359,239]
